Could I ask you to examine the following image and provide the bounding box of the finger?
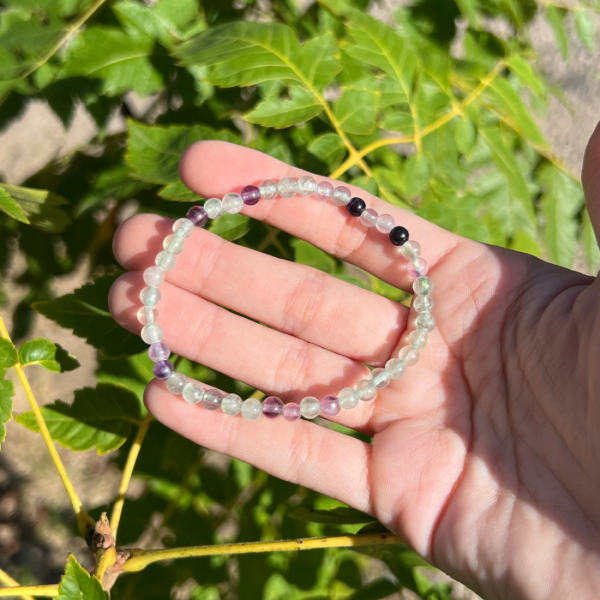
[582,119,600,246]
[113,213,408,366]
[179,140,472,293]
[143,378,373,514]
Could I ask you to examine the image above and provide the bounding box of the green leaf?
[297,33,342,88]
[506,55,545,97]
[404,153,430,197]
[289,506,378,525]
[0,184,70,233]
[347,579,398,600]
[545,6,568,59]
[158,180,203,202]
[57,555,109,600]
[574,9,595,52]
[0,373,14,449]
[455,117,477,155]
[154,0,199,30]
[245,87,323,129]
[335,88,379,135]
[16,383,143,455]
[509,229,541,258]
[19,338,79,373]
[209,213,254,242]
[454,0,480,27]
[33,274,146,358]
[308,133,346,167]
[0,339,17,370]
[581,208,600,273]
[381,111,413,134]
[292,239,336,273]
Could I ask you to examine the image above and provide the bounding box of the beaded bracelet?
[137,176,435,422]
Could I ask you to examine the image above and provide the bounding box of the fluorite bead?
[356,379,377,401]
[316,181,334,201]
[144,266,165,287]
[360,208,378,227]
[413,276,434,296]
[416,312,436,332]
[370,368,391,389]
[298,175,317,197]
[385,358,406,379]
[399,346,419,366]
[156,251,176,271]
[222,393,243,415]
[153,360,174,380]
[183,382,205,404]
[339,387,359,409]
[241,185,261,205]
[376,214,395,233]
[346,197,366,217]
[299,396,321,419]
[408,257,428,277]
[222,192,244,214]
[141,323,162,344]
[166,373,187,394]
[173,218,194,239]
[259,179,278,200]
[408,329,428,349]
[137,306,157,325]
[320,395,341,417]
[400,240,421,260]
[390,226,409,246]
[333,186,351,206]
[278,177,298,198]
[263,396,284,419]
[202,388,223,411]
[140,286,161,307]
[149,342,170,362]
[163,234,184,255]
[413,295,434,313]
[283,402,301,421]
[187,206,208,227]
[205,198,224,219]
[241,398,262,420]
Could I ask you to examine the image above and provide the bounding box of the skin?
[109,126,600,600]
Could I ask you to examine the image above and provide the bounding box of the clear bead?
[241,398,262,420]
[202,388,223,411]
[413,276,434,297]
[299,396,321,419]
[259,179,278,200]
[222,192,243,214]
[370,368,391,389]
[205,198,224,219]
[183,382,204,404]
[316,181,334,201]
[333,186,351,206]
[400,240,421,260]
[278,177,298,198]
[156,251,176,271]
[416,312,436,332]
[173,218,194,239]
[356,380,377,401]
[298,175,317,197]
[385,358,406,379]
[413,295,434,313]
[166,372,187,394]
[222,393,243,415]
[360,208,378,228]
[408,329,428,349]
[140,286,161,307]
[149,342,170,362]
[143,266,165,287]
[338,387,359,409]
[376,214,395,233]
[408,257,429,278]
[163,234,184,255]
[399,346,419,366]
[141,323,162,344]
[137,306,157,325]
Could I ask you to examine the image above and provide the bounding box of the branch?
[0,587,58,598]
[0,571,35,600]
[0,315,95,539]
[122,533,403,572]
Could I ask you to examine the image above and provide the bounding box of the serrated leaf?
[209,213,254,242]
[334,88,378,135]
[506,55,545,97]
[158,180,203,202]
[308,133,345,167]
[19,338,79,373]
[455,117,477,155]
[154,0,199,30]
[509,229,541,258]
[574,9,595,51]
[57,555,109,600]
[0,339,17,370]
[297,33,342,88]
[0,373,14,449]
[0,184,70,233]
[381,111,413,134]
[289,506,378,525]
[16,383,143,454]
[545,6,568,59]
[581,208,600,274]
[33,274,146,358]
[404,153,430,197]
[292,239,336,273]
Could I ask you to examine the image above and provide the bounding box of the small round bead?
[222,393,243,415]
[187,206,208,227]
[298,175,317,197]
[370,368,391,389]
[316,181,334,201]
[156,251,176,271]
[347,197,366,217]
[385,358,406,379]
[204,198,224,219]
[356,380,377,401]
[360,208,378,227]
[153,360,174,380]
[163,234,184,255]
[263,396,284,419]
[283,402,301,421]
[148,342,170,362]
[413,295,434,313]
[390,226,409,246]
[408,329,428,349]
[166,372,187,394]
[141,323,163,344]
[241,185,261,205]
[143,266,165,287]
[339,387,359,409]
[376,214,395,234]
[299,396,321,419]
[241,398,262,420]
[320,395,341,417]
[222,192,244,214]
[413,276,434,296]
[399,346,419,366]
[183,382,205,404]
[278,177,298,198]
[173,218,194,239]
[408,257,429,278]
[333,186,351,206]
[259,179,278,200]
[202,388,223,411]
[400,240,421,260]
[137,306,158,325]
[416,312,436,332]
[140,286,161,307]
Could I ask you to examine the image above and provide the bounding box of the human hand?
[109,134,600,600]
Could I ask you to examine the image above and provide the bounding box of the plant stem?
[0,586,58,598]
[0,571,35,600]
[0,315,95,538]
[94,547,117,583]
[110,414,153,539]
[122,533,403,572]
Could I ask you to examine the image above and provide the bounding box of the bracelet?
[137,176,435,422]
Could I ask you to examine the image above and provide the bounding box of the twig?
[94,547,117,583]
[0,586,58,598]
[0,570,35,600]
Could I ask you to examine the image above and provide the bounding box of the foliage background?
[0,0,598,598]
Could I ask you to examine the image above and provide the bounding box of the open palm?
[109,137,600,600]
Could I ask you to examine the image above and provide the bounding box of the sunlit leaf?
[574,9,595,52]
[0,339,17,370]
[545,5,568,59]
[245,87,323,129]
[292,239,336,273]
[335,88,378,135]
[57,555,109,600]
[19,338,79,373]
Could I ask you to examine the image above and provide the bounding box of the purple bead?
[153,360,174,380]
[283,402,301,421]
[241,185,261,205]
[149,342,170,362]
[316,181,334,201]
[320,395,341,417]
[187,205,208,228]
[263,396,284,419]
[347,197,366,217]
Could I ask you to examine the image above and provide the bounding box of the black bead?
[346,197,366,217]
[389,226,409,246]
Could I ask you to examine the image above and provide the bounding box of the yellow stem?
[0,570,35,600]
[94,547,117,583]
[0,587,58,598]
[110,414,153,539]
[0,315,94,538]
[123,533,403,572]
